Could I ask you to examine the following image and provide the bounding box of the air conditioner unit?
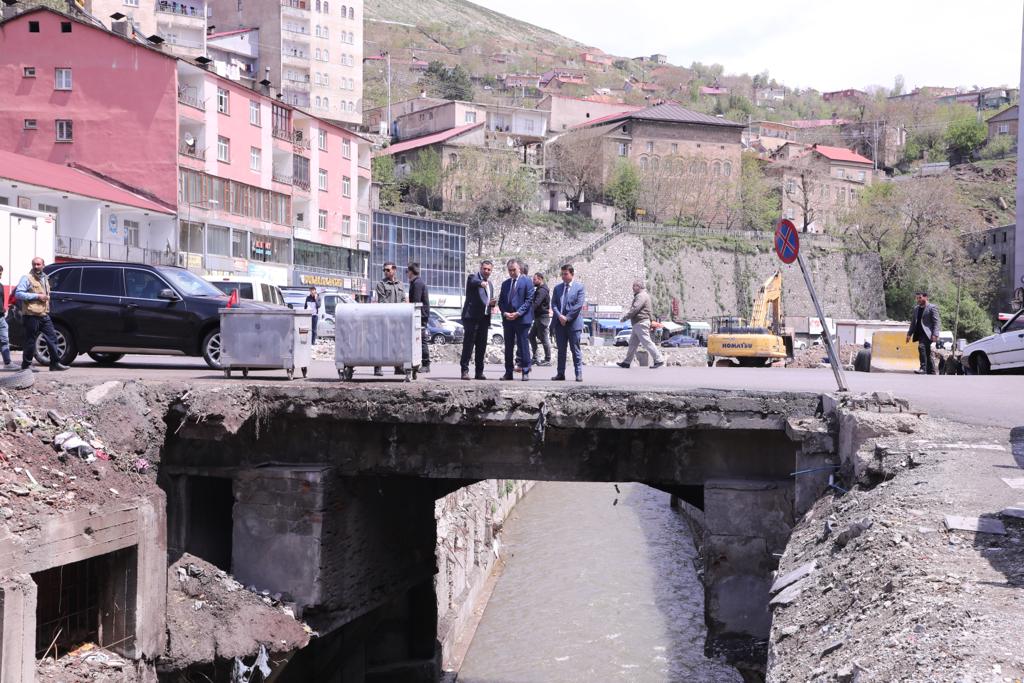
[296,212,304,222]
[294,130,304,142]
[176,252,188,267]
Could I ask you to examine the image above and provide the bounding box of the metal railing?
[291,263,364,280]
[619,221,842,246]
[272,171,293,185]
[177,89,204,110]
[293,177,311,191]
[56,236,176,266]
[178,140,205,160]
[552,224,624,268]
[156,1,204,17]
[281,0,308,9]
[282,26,310,36]
[272,127,292,142]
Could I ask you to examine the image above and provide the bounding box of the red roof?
[812,145,873,165]
[377,123,484,156]
[0,150,174,213]
[207,27,256,39]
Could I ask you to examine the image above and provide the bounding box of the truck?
[1,207,55,300]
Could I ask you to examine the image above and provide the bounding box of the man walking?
[460,260,496,380]
[498,259,535,381]
[303,286,319,345]
[0,265,14,369]
[906,291,940,375]
[617,280,665,370]
[407,262,431,374]
[528,272,552,367]
[14,257,67,371]
[373,261,406,377]
[550,264,585,382]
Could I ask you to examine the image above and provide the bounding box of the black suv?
[7,262,264,369]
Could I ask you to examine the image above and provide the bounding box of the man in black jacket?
[407,262,431,373]
[460,260,496,380]
[906,291,941,375]
[528,272,552,366]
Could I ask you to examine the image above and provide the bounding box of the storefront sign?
[300,273,346,288]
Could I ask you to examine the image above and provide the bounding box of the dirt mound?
[163,553,312,671]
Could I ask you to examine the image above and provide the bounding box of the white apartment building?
[86,0,208,58]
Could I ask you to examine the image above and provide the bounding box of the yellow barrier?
[869,330,920,373]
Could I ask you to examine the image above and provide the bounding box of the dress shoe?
[913,369,926,375]
[373,368,384,377]
[575,374,583,382]
[461,370,471,380]
[651,361,665,369]
[551,374,566,381]
[420,364,430,374]
[49,363,69,372]
[616,361,630,369]
[522,371,530,381]
[474,373,487,380]
[535,359,551,367]
[500,374,514,381]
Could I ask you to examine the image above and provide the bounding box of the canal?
[457,481,742,682]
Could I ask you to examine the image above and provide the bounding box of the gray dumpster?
[220,308,313,379]
[335,303,422,381]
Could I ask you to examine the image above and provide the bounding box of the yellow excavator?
[706,270,793,367]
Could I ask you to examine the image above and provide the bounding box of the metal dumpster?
[335,303,422,381]
[219,308,313,379]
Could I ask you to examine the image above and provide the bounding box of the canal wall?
[435,479,534,671]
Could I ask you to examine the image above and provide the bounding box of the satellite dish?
[184,132,195,147]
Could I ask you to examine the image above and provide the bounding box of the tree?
[732,153,780,231]
[422,61,474,101]
[782,169,821,233]
[945,114,987,164]
[605,159,640,219]
[547,130,605,210]
[371,155,402,209]
[892,74,905,97]
[406,147,445,210]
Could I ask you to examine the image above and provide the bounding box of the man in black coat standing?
[528,272,552,366]
[906,291,941,375]
[460,260,496,380]
[407,262,431,373]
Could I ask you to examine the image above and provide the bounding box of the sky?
[471,0,1022,92]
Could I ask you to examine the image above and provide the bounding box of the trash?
[109,488,120,496]
[193,600,205,611]
[834,518,873,548]
[943,515,1006,535]
[134,458,150,473]
[232,644,272,682]
[46,409,65,425]
[95,450,110,461]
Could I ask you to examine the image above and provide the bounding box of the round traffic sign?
[774,219,800,264]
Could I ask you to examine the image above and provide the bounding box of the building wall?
[0,11,180,206]
[967,225,1017,311]
[539,94,637,132]
[364,96,446,135]
[774,155,873,233]
[396,102,485,141]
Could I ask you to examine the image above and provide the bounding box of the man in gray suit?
[906,291,940,375]
[550,263,586,382]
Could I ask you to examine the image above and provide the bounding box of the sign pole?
[795,250,848,392]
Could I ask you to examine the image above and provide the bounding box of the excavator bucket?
[868,331,919,373]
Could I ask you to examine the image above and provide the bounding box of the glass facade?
[294,239,367,276]
[371,211,466,296]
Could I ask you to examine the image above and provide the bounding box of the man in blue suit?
[498,258,535,381]
[549,263,586,382]
[460,260,496,380]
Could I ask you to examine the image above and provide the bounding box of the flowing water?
[457,482,742,683]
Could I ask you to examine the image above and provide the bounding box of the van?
[204,276,287,307]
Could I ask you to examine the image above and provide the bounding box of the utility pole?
[381,51,392,137]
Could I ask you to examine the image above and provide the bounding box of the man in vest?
[14,257,67,371]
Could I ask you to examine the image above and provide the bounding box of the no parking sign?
[774,219,799,264]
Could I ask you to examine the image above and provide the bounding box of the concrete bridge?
[158,383,847,681]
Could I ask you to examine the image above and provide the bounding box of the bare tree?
[546,130,606,209]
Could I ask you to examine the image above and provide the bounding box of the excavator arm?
[750,270,784,333]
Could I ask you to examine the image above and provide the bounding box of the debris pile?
[36,642,132,682]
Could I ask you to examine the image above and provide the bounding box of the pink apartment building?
[0,7,372,294]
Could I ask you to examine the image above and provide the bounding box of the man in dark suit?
[498,258,535,381]
[906,291,941,375]
[460,260,496,380]
[550,263,586,382]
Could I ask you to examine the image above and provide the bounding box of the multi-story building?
[362,95,447,137]
[0,7,371,295]
[370,211,467,303]
[838,120,907,170]
[822,88,866,103]
[206,27,259,85]
[85,0,208,58]
[967,224,1016,312]
[537,93,641,133]
[205,0,363,124]
[766,144,875,233]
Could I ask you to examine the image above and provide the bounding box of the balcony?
[293,177,311,192]
[56,236,176,266]
[177,87,205,111]
[282,50,309,67]
[282,26,310,41]
[178,140,206,160]
[272,171,293,185]
[281,0,309,16]
[272,127,292,142]
[283,77,311,93]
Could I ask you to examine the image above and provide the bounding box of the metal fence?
[56,236,177,266]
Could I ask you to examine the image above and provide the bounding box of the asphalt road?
[31,354,1024,429]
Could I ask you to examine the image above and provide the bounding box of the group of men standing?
[459,259,586,382]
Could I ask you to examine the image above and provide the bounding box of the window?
[340,3,346,15]
[348,6,353,18]
[323,74,329,86]
[358,213,368,238]
[856,171,866,182]
[342,138,351,158]
[293,156,310,185]
[342,215,351,235]
[1003,254,1008,265]
[314,72,322,85]
[54,68,72,90]
[617,142,627,156]
[318,210,328,230]
[250,146,261,171]
[23,119,37,130]
[217,136,230,162]
[712,161,721,176]
[315,24,321,37]
[321,26,328,39]
[342,175,350,197]
[323,49,329,61]
[465,111,477,123]
[723,161,732,177]
[217,88,229,114]
[318,168,328,191]
[449,153,459,167]
[315,96,321,108]
[55,119,73,142]
[61,21,71,32]
[23,66,35,77]
[249,100,260,126]
[670,143,678,155]
[315,48,321,60]
[124,219,140,247]
[835,168,845,179]
[81,268,124,297]
[455,186,463,200]
[28,21,39,32]
[125,269,167,298]
[999,123,1010,134]
[646,141,654,153]
[318,129,327,150]
[322,97,329,110]
[123,0,139,6]
[48,268,81,293]
[785,179,795,194]
[639,156,648,172]
[323,1,328,12]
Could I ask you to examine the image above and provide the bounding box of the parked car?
[6,262,269,369]
[427,310,464,345]
[613,326,633,346]
[280,290,356,338]
[661,334,700,348]
[205,276,287,307]
[963,309,1024,374]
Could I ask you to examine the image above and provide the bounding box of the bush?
[979,135,1015,160]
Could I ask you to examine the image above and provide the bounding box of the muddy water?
[457,482,741,683]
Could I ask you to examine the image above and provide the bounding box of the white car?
[205,276,287,307]
[963,309,1024,374]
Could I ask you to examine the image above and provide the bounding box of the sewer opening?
[180,475,234,571]
[32,546,137,659]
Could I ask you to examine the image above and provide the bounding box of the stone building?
[967,224,1017,311]
[986,105,1018,144]
[766,143,875,233]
